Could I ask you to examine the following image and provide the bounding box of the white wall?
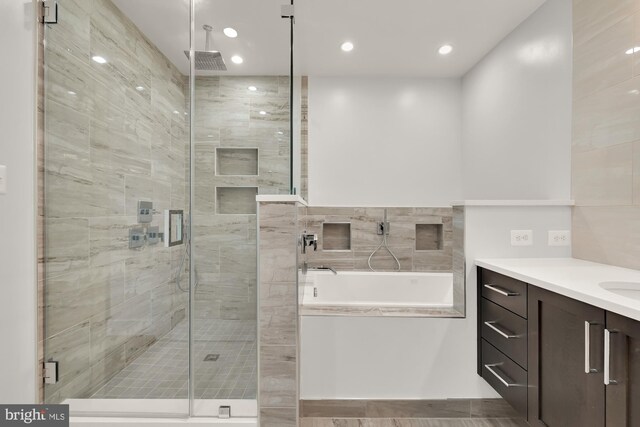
[300,205,572,399]
[462,0,572,200]
[308,77,462,206]
[0,0,37,403]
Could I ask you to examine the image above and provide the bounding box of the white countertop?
[475,258,640,322]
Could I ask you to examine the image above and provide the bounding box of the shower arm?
[203,24,213,52]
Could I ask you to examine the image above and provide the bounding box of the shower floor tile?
[91,319,256,400]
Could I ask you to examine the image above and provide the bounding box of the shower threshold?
[65,398,257,423]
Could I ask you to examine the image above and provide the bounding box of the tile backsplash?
[571,0,640,269]
[299,207,453,272]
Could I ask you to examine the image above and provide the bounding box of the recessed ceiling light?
[438,44,453,55]
[223,27,238,38]
[277,131,284,135]
[259,111,267,115]
[173,110,180,115]
[135,86,145,91]
[629,89,640,95]
[248,86,257,91]
[231,55,243,64]
[67,91,76,95]
[92,55,107,64]
[625,46,640,55]
[341,41,354,52]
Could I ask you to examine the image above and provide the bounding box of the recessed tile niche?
[322,223,351,251]
[216,187,258,214]
[216,148,259,176]
[416,223,443,250]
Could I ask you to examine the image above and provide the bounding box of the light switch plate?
[511,230,533,246]
[0,165,6,194]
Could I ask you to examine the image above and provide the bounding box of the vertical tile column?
[452,206,465,315]
[258,201,299,427]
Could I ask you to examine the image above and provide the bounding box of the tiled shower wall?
[43,0,188,402]
[571,0,640,269]
[192,76,290,321]
[298,207,453,271]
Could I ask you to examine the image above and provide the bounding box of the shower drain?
[204,354,220,361]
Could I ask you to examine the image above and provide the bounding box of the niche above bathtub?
[216,148,259,176]
[322,223,351,251]
[216,187,258,214]
[415,223,443,251]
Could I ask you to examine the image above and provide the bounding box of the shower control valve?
[301,232,318,253]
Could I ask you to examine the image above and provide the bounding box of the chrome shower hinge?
[43,361,59,384]
[42,1,58,24]
[281,4,294,18]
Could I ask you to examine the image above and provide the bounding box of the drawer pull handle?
[484,321,519,339]
[584,321,599,374]
[484,284,519,297]
[484,363,519,388]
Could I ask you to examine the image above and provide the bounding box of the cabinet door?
[528,286,606,427]
[605,312,640,426]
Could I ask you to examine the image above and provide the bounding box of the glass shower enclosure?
[41,0,296,418]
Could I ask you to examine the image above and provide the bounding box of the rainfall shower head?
[184,25,227,71]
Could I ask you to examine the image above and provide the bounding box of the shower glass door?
[42,0,191,416]
[42,0,295,418]
[189,0,294,417]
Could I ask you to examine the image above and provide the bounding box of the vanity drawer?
[481,298,527,369]
[480,268,527,318]
[481,339,528,419]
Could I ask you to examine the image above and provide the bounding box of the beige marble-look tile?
[46,262,125,337]
[45,217,90,278]
[44,321,91,396]
[635,11,640,77]
[633,141,640,203]
[220,76,280,98]
[260,345,297,407]
[573,15,635,100]
[573,205,640,270]
[260,408,297,427]
[573,75,640,151]
[260,282,297,345]
[573,0,640,47]
[572,143,633,206]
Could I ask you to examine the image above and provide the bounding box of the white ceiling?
[113,0,547,77]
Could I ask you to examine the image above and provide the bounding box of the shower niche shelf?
[216,187,258,214]
[416,223,443,251]
[216,148,258,176]
[322,223,351,251]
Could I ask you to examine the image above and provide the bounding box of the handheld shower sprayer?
[368,208,401,272]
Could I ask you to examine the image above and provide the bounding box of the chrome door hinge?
[43,361,59,384]
[42,1,58,24]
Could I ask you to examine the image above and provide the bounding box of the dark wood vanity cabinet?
[606,312,640,426]
[527,285,605,427]
[478,266,640,427]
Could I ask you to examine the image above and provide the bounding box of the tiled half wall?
[299,207,454,272]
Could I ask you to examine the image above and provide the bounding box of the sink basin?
[599,281,640,301]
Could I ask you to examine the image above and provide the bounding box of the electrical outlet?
[548,230,571,246]
[511,230,533,246]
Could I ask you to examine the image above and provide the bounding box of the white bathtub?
[304,271,453,307]
[301,271,456,317]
